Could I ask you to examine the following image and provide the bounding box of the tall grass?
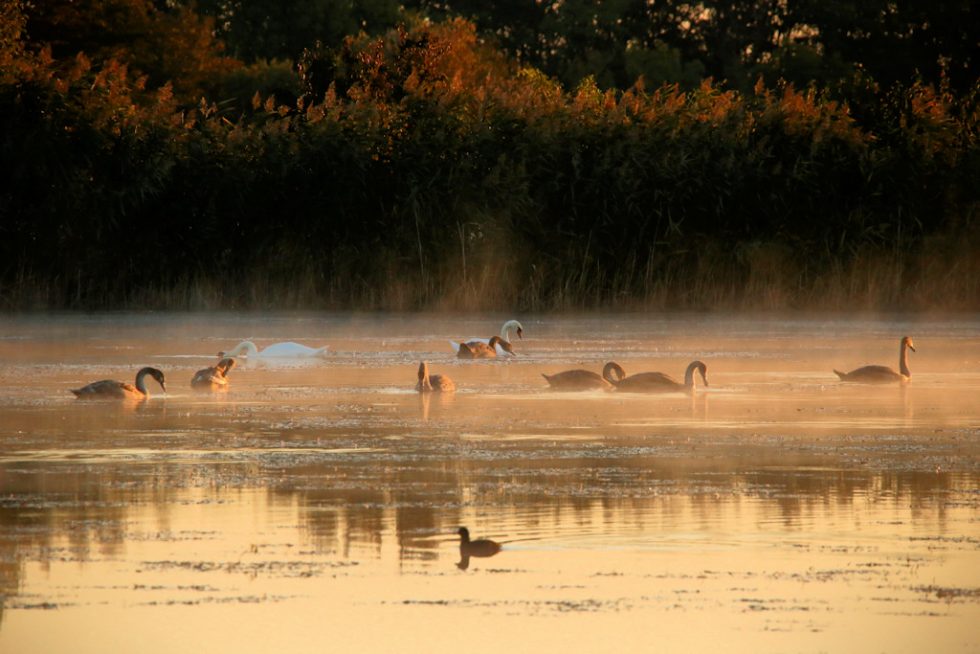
[1,19,977,311]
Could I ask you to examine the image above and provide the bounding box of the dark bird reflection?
[456,526,501,570]
[419,391,455,421]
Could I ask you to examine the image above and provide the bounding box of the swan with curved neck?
[450,319,523,356]
[834,336,915,383]
[191,357,236,390]
[219,340,329,359]
[603,360,708,392]
[456,335,514,359]
[541,368,613,390]
[71,367,167,400]
[416,361,456,392]
[497,320,524,343]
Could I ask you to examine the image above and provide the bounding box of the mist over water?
[1,312,978,652]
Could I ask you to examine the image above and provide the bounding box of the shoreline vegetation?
[1,4,977,311]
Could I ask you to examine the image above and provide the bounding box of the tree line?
[0,0,977,309]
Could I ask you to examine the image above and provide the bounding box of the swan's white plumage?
[497,320,523,342]
[449,320,522,356]
[223,340,329,359]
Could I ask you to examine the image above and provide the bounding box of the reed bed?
[1,19,977,311]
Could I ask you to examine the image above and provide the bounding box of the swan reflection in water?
[418,390,456,421]
[456,526,502,570]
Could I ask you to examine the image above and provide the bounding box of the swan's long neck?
[684,361,706,389]
[459,528,470,544]
[134,368,151,395]
[603,362,625,385]
[500,320,522,341]
[899,341,911,378]
[684,362,697,389]
[227,341,258,358]
[489,336,509,353]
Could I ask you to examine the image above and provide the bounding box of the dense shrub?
[1,15,977,309]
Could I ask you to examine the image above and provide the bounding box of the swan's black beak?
[517,328,524,340]
[909,344,916,352]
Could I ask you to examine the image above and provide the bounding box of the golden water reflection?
[0,313,978,652]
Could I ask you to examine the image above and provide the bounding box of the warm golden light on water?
[1,313,978,652]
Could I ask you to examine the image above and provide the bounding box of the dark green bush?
[1,18,977,310]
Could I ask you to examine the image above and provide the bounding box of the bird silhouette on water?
[71,367,166,400]
[456,526,502,570]
[834,336,915,383]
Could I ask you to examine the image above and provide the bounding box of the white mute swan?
[834,336,915,383]
[219,340,329,359]
[449,319,523,356]
[71,367,166,400]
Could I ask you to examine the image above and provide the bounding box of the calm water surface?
[1,313,978,653]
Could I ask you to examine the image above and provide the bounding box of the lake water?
[1,312,978,653]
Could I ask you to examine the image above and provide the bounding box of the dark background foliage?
[0,0,977,309]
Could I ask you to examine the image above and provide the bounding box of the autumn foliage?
[1,3,977,309]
